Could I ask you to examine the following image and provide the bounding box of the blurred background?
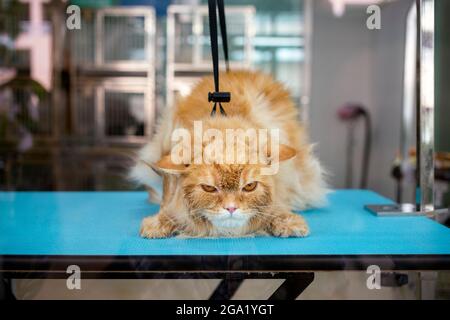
[0,0,449,209]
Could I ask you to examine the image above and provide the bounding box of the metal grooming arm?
[365,0,435,216]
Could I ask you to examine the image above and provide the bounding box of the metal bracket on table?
[365,204,449,217]
[365,204,427,217]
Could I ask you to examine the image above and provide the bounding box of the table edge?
[1,254,450,278]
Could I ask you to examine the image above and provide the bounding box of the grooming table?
[1,190,449,299]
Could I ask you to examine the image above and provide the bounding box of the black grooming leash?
[208,0,230,116]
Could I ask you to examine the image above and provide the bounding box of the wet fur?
[131,70,327,238]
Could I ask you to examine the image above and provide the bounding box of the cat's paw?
[140,215,174,239]
[270,213,310,238]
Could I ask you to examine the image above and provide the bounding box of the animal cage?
[72,77,152,144]
[166,5,255,107]
[69,6,155,144]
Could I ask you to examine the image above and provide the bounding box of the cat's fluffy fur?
[130,70,327,238]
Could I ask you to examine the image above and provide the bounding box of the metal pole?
[365,0,435,216]
[416,0,435,213]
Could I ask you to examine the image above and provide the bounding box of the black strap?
[217,0,230,72]
[208,0,230,116]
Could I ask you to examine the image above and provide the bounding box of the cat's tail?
[129,142,163,204]
[288,145,330,210]
[129,105,176,204]
[294,157,330,210]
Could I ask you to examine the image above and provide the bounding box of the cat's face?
[151,124,297,234]
[181,164,273,231]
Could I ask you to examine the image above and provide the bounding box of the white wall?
[309,0,413,199]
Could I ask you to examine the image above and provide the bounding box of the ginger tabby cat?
[130,70,327,238]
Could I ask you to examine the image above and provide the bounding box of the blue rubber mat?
[0,190,449,256]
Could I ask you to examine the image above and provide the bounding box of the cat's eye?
[201,184,218,193]
[242,182,258,192]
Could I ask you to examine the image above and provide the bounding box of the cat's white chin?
[212,218,247,229]
[212,221,248,237]
[207,209,250,232]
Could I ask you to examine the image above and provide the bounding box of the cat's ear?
[279,144,297,161]
[267,144,297,162]
[148,155,188,175]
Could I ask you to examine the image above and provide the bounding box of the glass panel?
[2,0,450,302]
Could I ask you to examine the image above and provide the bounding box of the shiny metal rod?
[365,0,435,216]
[416,0,435,213]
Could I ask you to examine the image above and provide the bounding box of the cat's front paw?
[140,215,175,239]
[269,213,309,238]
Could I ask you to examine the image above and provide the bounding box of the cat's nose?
[225,206,237,214]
